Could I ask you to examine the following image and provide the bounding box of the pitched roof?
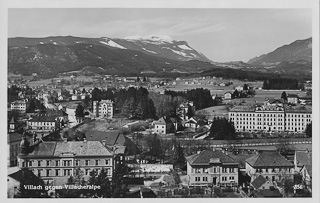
[246,150,294,168]
[154,116,172,125]
[251,175,267,189]
[251,189,282,197]
[84,130,126,146]
[8,169,43,184]
[29,116,57,122]
[9,117,17,124]
[54,141,113,156]
[186,150,238,166]
[28,141,57,156]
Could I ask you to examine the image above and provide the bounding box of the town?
[7,74,312,198]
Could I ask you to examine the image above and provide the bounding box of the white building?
[93,100,114,118]
[229,100,312,133]
[11,100,27,113]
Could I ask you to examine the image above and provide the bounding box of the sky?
[8,8,312,62]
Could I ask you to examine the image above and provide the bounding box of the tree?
[75,103,84,123]
[209,118,236,140]
[136,77,140,82]
[243,84,248,91]
[173,142,186,170]
[143,76,147,82]
[281,91,287,102]
[232,89,239,99]
[305,122,312,137]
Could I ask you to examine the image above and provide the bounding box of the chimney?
[63,138,67,143]
[102,140,106,146]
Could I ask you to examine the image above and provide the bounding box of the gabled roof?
[246,150,293,168]
[251,175,267,189]
[8,169,42,184]
[186,150,238,166]
[28,141,57,156]
[154,116,172,125]
[9,117,17,124]
[84,130,126,146]
[29,116,57,122]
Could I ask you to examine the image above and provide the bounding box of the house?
[219,83,226,87]
[184,117,197,129]
[92,100,114,118]
[224,92,232,100]
[250,175,273,190]
[17,136,124,187]
[245,150,294,183]
[294,151,312,187]
[45,109,69,126]
[235,86,244,91]
[287,94,299,104]
[153,116,174,134]
[176,101,195,121]
[26,116,60,136]
[186,149,239,188]
[7,167,44,198]
[184,117,208,129]
[11,100,27,113]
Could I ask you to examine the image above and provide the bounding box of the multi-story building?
[186,149,239,188]
[245,150,294,183]
[17,137,125,186]
[11,100,27,113]
[153,116,174,134]
[229,100,312,133]
[176,101,195,121]
[93,100,113,118]
[26,116,60,136]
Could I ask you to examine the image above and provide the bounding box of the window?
[85,169,90,175]
[75,160,79,166]
[55,169,59,176]
[230,168,234,173]
[195,168,201,173]
[229,176,234,181]
[95,160,99,166]
[64,169,71,176]
[46,169,50,177]
[46,161,50,166]
[195,177,200,182]
[222,168,227,173]
[203,177,208,182]
[105,159,109,165]
[222,177,227,181]
[38,169,42,177]
[56,160,59,166]
[29,161,32,167]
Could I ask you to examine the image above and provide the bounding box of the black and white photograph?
[3,0,319,200]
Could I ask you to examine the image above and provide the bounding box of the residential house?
[17,137,124,187]
[45,109,69,127]
[26,116,60,136]
[294,150,312,188]
[250,175,274,190]
[287,94,299,104]
[153,116,174,134]
[7,167,44,198]
[176,101,195,121]
[186,149,239,188]
[224,92,232,100]
[11,100,27,113]
[235,86,244,91]
[245,150,294,183]
[92,100,114,118]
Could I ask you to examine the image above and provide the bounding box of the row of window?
[29,122,55,126]
[256,168,292,173]
[193,167,235,174]
[194,176,234,182]
[230,113,311,118]
[24,159,111,167]
[35,168,112,177]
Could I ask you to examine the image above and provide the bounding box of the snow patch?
[141,47,157,54]
[190,53,199,58]
[124,35,174,44]
[39,42,44,44]
[52,42,58,45]
[163,47,187,57]
[100,40,126,49]
[178,44,192,50]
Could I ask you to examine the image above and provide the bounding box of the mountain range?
[8,35,312,78]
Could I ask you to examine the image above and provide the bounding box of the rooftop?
[29,116,57,122]
[84,130,126,146]
[186,150,238,166]
[251,175,267,189]
[246,150,294,168]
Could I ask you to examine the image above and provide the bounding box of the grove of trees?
[262,78,300,90]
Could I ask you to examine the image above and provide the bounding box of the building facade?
[186,150,239,188]
[229,102,312,133]
[26,116,60,136]
[11,100,27,113]
[245,150,294,183]
[17,137,124,186]
[93,100,114,118]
